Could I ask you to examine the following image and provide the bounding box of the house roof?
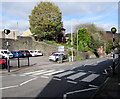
[21,29,32,36]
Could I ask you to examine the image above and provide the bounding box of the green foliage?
[43,40,57,45]
[76,56,84,60]
[68,51,76,56]
[74,28,92,52]
[29,2,63,40]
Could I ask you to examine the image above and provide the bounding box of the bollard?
[28,57,30,66]
[18,57,20,68]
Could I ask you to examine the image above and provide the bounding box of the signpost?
[58,46,64,52]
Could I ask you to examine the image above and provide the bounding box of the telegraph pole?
[71,23,74,62]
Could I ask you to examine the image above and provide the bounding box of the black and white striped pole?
[4,29,11,72]
[111,27,117,75]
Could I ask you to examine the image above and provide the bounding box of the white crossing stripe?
[24,70,45,75]
[67,72,86,80]
[32,70,55,76]
[54,71,74,78]
[81,74,99,82]
[44,70,64,76]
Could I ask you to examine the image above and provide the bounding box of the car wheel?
[1,64,6,69]
[55,58,58,62]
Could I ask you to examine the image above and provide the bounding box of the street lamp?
[111,27,117,75]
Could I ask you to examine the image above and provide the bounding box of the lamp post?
[111,27,117,75]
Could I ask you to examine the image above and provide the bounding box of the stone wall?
[0,36,96,58]
[0,36,69,56]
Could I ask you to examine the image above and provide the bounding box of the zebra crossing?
[20,69,100,84]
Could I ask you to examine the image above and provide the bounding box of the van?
[0,49,13,58]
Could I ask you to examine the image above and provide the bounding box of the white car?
[0,50,13,59]
[49,53,65,62]
[28,50,37,57]
[34,50,43,56]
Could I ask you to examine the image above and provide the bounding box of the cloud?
[1,0,120,2]
[1,1,118,35]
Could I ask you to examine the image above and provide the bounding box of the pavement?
[92,57,120,99]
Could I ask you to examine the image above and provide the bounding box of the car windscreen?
[4,51,8,54]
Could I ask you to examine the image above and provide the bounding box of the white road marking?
[63,87,97,98]
[0,85,19,90]
[44,70,64,76]
[54,71,74,78]
[20,77,38,86]
[81,74,99,82]
[67,80,77,84]
[109,66,112,69]
[24,70,45,75]
[118,83,120,86]
[19,75,26,76]
[53,78,61,81]
[32,70,55,76]
[41,76,49,79]
[89,84,98,88]
[67,72,86,80]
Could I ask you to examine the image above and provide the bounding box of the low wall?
[0,36,96,58]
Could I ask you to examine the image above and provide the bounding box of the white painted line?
[20,77,37,86]
[81,74,99,82]
[19,75,26,76]
[54,71,74,78]
[78,70,84,72]
[89,84,98,88]
[67,80,77,84]
[118,83,120,86]
[0,85,19,90]
[65,87,97,95]
[109,66,112,69]
[88,71,95,73]
[24,70,45,75]
[32,70,55,76]
[41,76,49,79]
[53,78,61,81]
[104,69,108,74]
[67,72,86,80]
[44,70,64,76]
[11,75,17,76]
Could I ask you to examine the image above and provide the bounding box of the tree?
[29,2,63,41]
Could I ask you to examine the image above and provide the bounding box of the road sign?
[58,46,64,52]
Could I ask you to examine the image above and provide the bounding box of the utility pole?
[77,30,79,56]
[71,23,74,62]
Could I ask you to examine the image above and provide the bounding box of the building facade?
[0,30,19,39]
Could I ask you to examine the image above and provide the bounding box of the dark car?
[11,51,23,58]
[19,50,32,57]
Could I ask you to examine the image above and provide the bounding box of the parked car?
[19,50,32,57]
[49,53,66,62]
[28,50,37,57]
[0,49,13,59]
[11,51,23,58]
[0,58,7,69]
[50,52,60,56]
[34,50,43,56]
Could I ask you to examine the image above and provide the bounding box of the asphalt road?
[1,57,117,99]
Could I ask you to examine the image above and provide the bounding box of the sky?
[1,0,120,35]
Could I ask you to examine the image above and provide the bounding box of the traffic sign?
[58,46,64,52]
